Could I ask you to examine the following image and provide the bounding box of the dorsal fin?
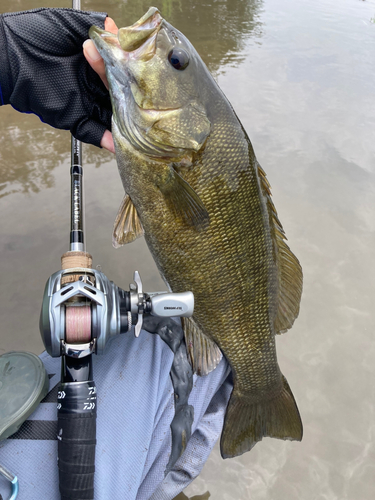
[257,163,303,334]
[112,194,144,248]
[182,317,222,375]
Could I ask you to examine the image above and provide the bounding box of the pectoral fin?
[112,194,144,248]
[157,167,210,231]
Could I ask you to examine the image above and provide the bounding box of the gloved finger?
[72,118,107,148]
[83,40,109,89]
[100,129,115,153]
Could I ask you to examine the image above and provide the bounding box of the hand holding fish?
[0,7,239,497]
[83,16,118,153]
[0,8,113,151]
[83,17,118,91]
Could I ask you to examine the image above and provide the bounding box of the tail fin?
[220,375,302,458]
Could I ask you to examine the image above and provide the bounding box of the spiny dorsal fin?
[112,194,144,248]
[182,317,222,375]
[257,163,303,334]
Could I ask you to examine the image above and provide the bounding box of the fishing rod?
[40,140,194,500]
[39,5,194,499]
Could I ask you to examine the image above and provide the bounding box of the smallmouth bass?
[90,7,303,458]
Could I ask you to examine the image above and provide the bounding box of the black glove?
[0,8,111,147]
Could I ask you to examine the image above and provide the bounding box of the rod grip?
[57,381,97,500]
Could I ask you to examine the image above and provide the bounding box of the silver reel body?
[40,268,194,358]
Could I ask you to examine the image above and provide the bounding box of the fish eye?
[168,48,189,70]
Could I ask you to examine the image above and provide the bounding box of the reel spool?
[40,265,194,357]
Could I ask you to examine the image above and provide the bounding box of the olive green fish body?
[91,7,303,458]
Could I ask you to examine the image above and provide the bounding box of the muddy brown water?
[1,0,375,498]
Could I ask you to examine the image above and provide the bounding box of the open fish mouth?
[89,7,170,113]
[90,7,210,156]
[118,7,163,52]
[89,7,163,62]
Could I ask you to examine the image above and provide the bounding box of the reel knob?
[149,292,194,318]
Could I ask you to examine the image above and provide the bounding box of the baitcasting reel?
[36,107,195,500]
[40,266,194,358]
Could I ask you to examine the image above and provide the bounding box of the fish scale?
[169,130,279,393]
[90,6,303,459]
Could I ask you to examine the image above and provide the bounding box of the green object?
[0,352,49,441]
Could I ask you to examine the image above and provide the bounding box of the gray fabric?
[0,328,232,499]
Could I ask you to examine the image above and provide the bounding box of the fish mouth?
[90,8,172,112]
[89,7,163,59]
[90,7,207,156]
[118,7,162,51]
